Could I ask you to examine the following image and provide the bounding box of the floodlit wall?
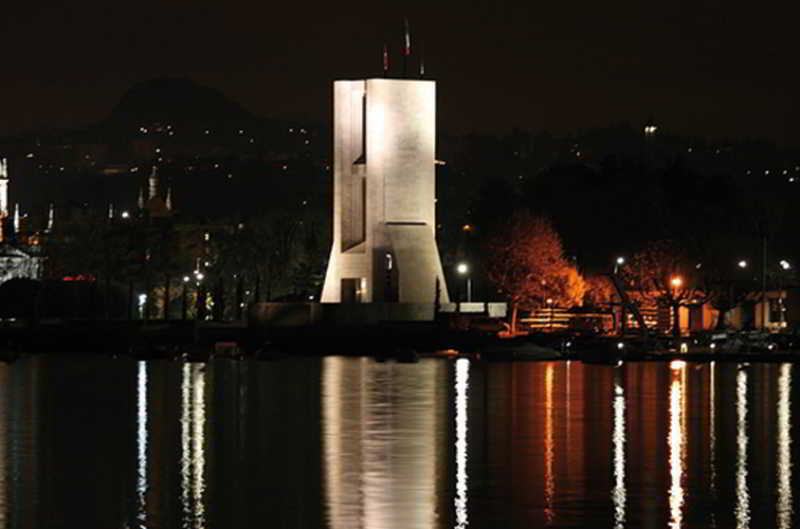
[321,79,448,304]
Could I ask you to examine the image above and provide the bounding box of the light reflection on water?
[181,363,207,529]
[709,361,717,529]
[776,364,792,529]
[544,363,555,524]
[1,356,799,528]
[454,358,469,529]
[0,364,6,529]
[735,367,750,529]
[322,357,445,529]
[611,371,626,529]
[136,360,148,527]
[668,361,686,529]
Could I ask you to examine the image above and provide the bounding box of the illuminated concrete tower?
[321,79,449,303]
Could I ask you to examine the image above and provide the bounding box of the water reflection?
[611,370,626,529]
[668,360,686,529]
[735,366,750,529]
[181,363,207,528]
[544,363,555,524]
[709,361,717,529]
[454,358,469,529]
[0,365,6,529]
[776,364,792,529]
[322,357,446,529]
[5,356,800,528]
[136,360,148,527]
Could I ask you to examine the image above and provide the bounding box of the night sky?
[1,1,797,146]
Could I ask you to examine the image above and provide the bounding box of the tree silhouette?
[620,239,713,336]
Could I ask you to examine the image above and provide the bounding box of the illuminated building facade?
[321,79,449,303]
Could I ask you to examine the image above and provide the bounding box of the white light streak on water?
[612,381,626,529]
[136,361,148,527]
[181,363,191,528]
[454,358,469,529]
[776,364,792,529]
[668,362,686,529]
[181,363,207,528]
[735,367,750,529]
[192,365,206,527]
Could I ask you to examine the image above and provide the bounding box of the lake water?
[0,355,798,528]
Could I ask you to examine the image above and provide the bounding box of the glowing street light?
[738,260,748,269]
[457,262,471,302]
[614,256,625,274]
[779,260,791,271]
[671,277,682,288]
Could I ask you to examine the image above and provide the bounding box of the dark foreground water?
[1,355,798,528]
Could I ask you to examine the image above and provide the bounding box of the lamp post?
[614,257,626,335]
[778,260,791,328]
[614,256,625,275]
[457,262,471,302]
[670,276,682,337]
[547,297,554,331]
[182,275,190,320]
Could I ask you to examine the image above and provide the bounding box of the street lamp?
[182,276,190,320]
[547,298,554,330]
[614,256,625,274]
[670,276,682,337]
[778,260,792,327]
[457,262,471,302]
[738,260,748,269]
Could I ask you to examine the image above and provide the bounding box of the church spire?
[46,203,54,232]
[13,203,20,234]
[0,158,9,218]
[148,165,158,200]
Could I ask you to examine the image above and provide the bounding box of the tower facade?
[321,79,449,303]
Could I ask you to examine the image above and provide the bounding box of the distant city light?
[671,277,682,288]
[780,260,791,271]
[457,263,469,275]
[738,260,748,268]
[121,211,130,219]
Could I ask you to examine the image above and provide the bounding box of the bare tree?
[487,212,585,334]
